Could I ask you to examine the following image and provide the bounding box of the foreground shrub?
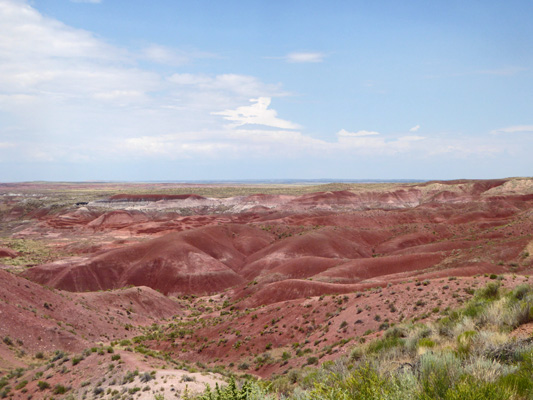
[418,352,463,398]
[197,377,275,400]
[445,377,516,400]
[307,364,417,400]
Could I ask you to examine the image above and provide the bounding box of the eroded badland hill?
[0,178,532,399]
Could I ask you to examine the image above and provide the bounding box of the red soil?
[1,178,532,380]
[87,209,150,229]
[107,193,206,202]
[17,180,533,304]
[0,269,181,368]
[0,247,17,258]
[314,252,445,283]
[23,224,275,295]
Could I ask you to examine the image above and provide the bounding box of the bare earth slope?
[0,269,182,368]
[23,224,275,295]
[13,178,533,302]
[0,177,532,390]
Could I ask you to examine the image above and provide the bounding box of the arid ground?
[0,178,532,399]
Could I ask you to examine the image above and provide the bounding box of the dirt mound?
[79,285,183,319]
[314,252,445,283]
[23,225,275,295]
[45,207,102,228]
[0,247,17,258]
[257,257,341,282]
[374,232,441,254]
[0,269,181,367]
[240,279,364,307]
[240,228,372,279]
[87,210,150,229]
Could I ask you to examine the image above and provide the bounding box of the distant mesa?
[106,194,207,202]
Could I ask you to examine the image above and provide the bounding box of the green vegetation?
[37,381,50,391]
[0,238,66,267]
[190,282,533,400]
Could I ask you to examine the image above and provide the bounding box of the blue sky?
[0,0,531,181]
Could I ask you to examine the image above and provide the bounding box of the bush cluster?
[193,282,533,400]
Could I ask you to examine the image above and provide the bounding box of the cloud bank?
[285,52,325,63]
[0,0,530,180]
[212,98,301,130]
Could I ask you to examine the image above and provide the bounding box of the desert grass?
[193,281,533,400]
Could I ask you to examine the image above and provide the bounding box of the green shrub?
[308,364,413,400]
[419,351,462,398]
[307,356,319,365]
[53,384,68,394]
[15,380,27,390]
[478,282,501,300]
[511,284,531,301]
[139,371,153,382]
[350,347,363,361]
[418,338,436,348]
[497,351,533,396]
[367,336,404,354]
[237,362,249,370]
[71,356,83,365]
[198,378,264,400]
[446,377,516,400]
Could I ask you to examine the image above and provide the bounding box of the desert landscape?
[3,0,532,398]
[0,178,532,399]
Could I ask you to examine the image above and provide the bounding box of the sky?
[0,0,532,181]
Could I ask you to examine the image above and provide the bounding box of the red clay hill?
[17,178,533,304]
[1,178,532,383]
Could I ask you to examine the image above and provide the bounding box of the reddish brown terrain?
[0,178,532,398]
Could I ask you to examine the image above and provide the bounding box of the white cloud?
[122,129,325,159]
[490,125,533,135]
[399,135,425,141]
[141,44,214,66]
[0,1,117,62]
[92,90,145,103]
[337,129,380,137]
[0,0,157,102]
[168,73,287,98]
[285,52,325,63]
[0,0,293,148]
[0,0,528,179]
[212,97,301,130]
[141,44,190,66]
[409,125,420,132]
[119,126,431,160]
[477,67,526,76]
